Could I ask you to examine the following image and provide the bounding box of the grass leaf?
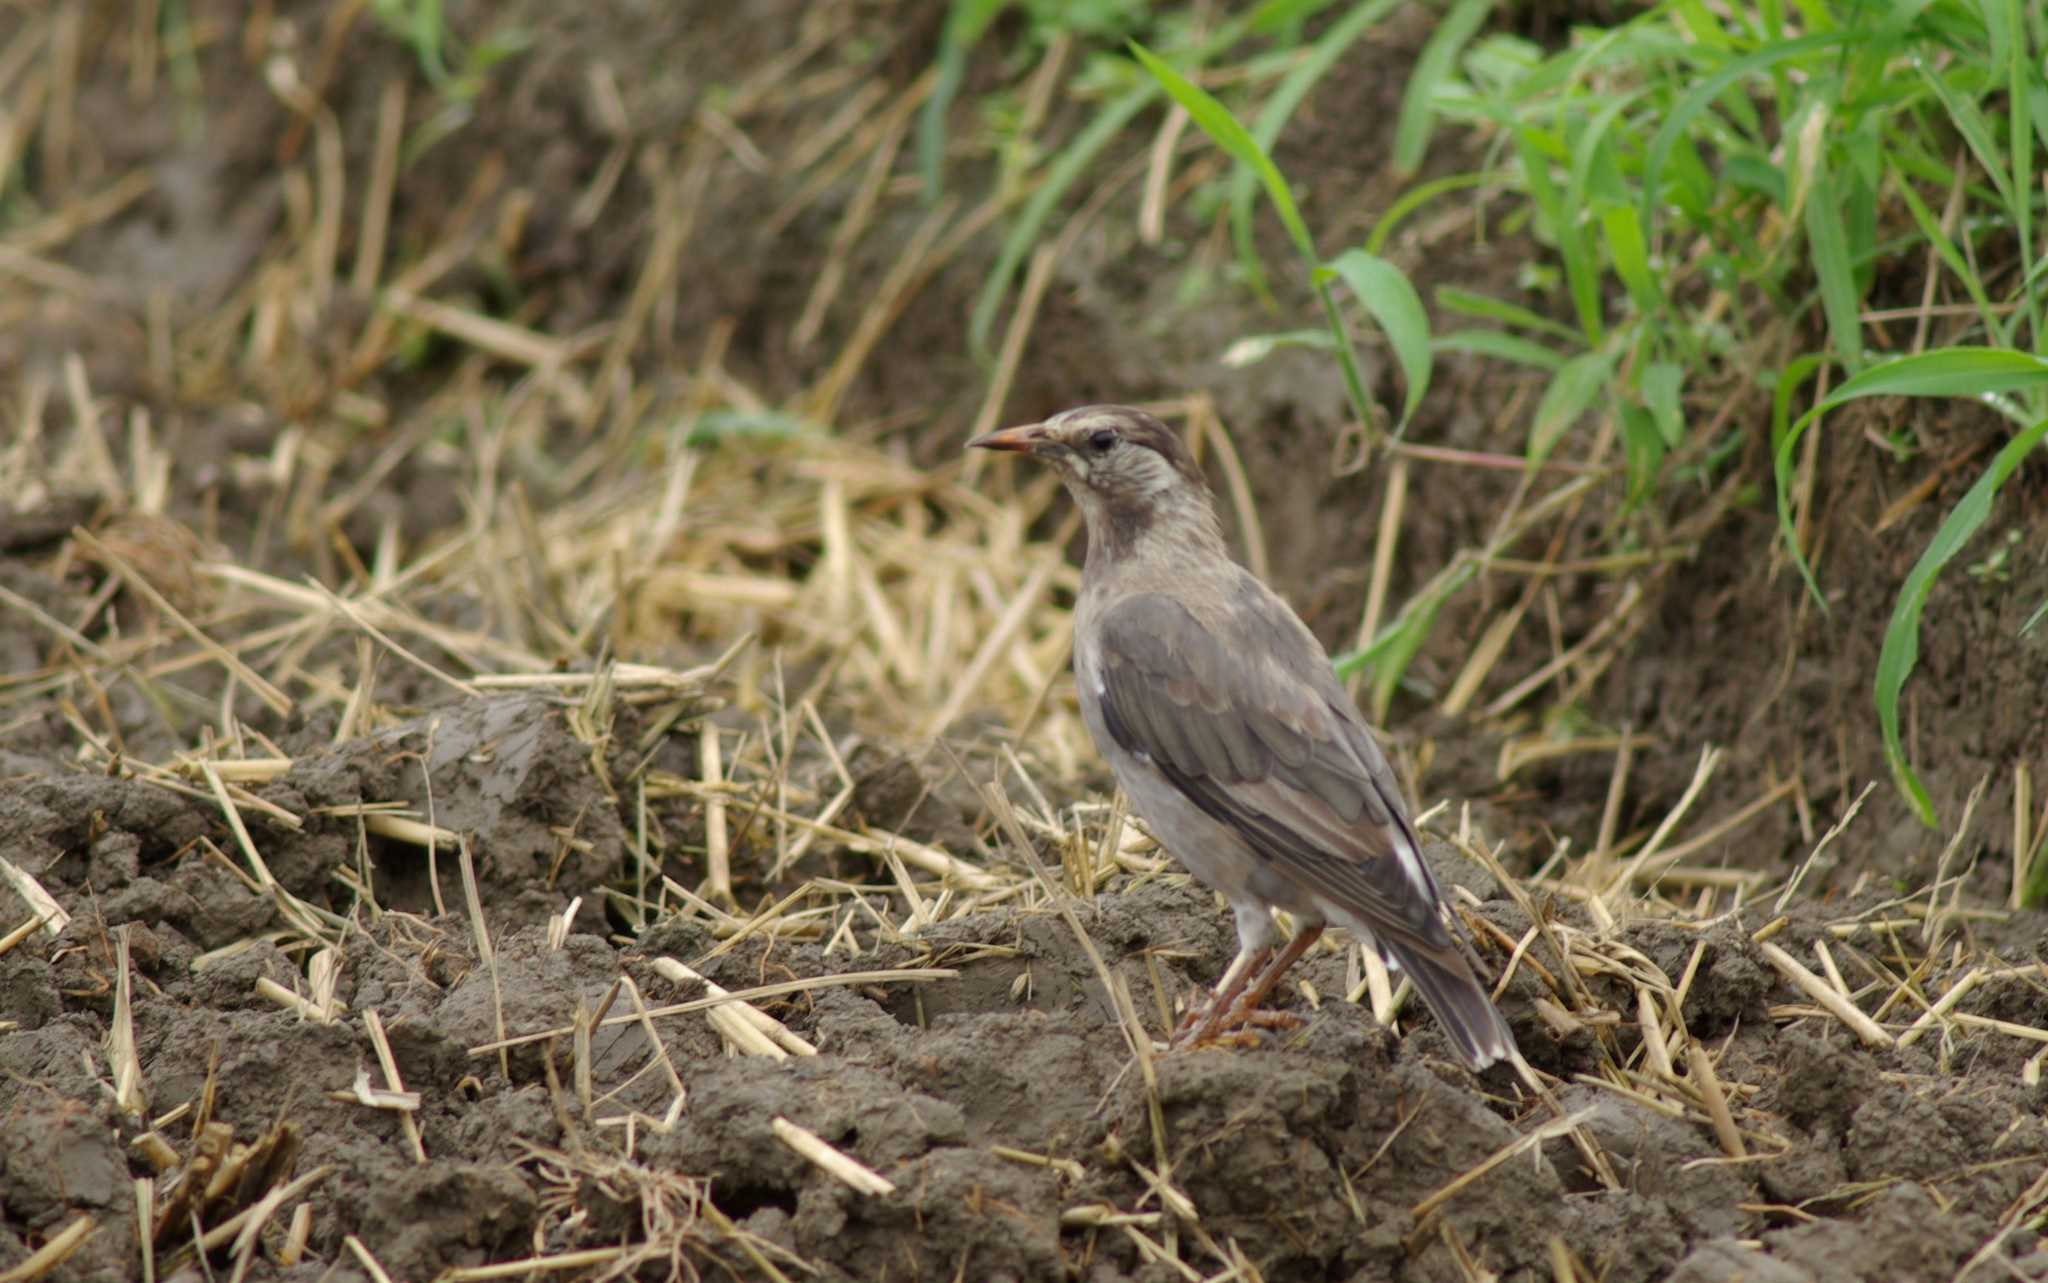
[1516,125,1603,344]
[919,0,1011,199]
[1775,349,2048,609]
[1802,161,1864,371]
[1129,40,1315,261]
[1639,33,1844,231]
[1891,168,2000,332]
[1434,329,1566,371]
[1365,171,1501,257]
[1598,200,1662,314]
[1392,0,1495,175]
[1818,348,2048,400]
[1642,361,1686,446]
[1130,38,1379,434]
[1769,354,1829,608]
[968,84,1153,359]
[1877,413,2048,826]
[1918,57,2016,211]
[689,409,819,445]
[1323,250,1433,431]
[1527,348,1617,466]
[1620,404,1666,505]
[1335,563,1479,718]
[1436,287,1582,343]
[1230,0,1399,301]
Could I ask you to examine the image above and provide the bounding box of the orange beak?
[966,423,1050,454]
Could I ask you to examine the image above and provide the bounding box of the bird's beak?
[966,423,1050,455]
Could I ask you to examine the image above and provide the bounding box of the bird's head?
[968,405,1217,557]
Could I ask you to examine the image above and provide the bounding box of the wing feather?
[1093,591,1449,952]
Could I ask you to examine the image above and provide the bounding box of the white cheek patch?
[1134,455,1177,497]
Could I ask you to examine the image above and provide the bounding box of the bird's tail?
[1381,937,1518,1070]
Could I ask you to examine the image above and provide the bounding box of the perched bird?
[969,405,1516,1069]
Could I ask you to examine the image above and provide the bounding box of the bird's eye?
[1087,429,1119,453]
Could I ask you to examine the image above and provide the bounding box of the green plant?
[1128,40,1430,441]
[1389,0,2048,827]
[368,0,530,160]
[921,1,1153,199]
[961,0,1376,359]
[1778,354,2048,826]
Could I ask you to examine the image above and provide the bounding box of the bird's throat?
[1078,492,1226,579]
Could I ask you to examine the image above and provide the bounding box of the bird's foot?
[1206,1009,1310,1050]
[1233,1006,1307,1031]
[1167,996,1306,1051]
[1166,925,1325,1052]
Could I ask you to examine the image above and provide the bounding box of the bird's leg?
[1217,923,1324,1030]
[1172,921,1325,1050]
[1170,941,1271,1046]
[1169,902,1280,1047]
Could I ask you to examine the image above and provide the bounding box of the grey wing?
[1091,591,1454,957]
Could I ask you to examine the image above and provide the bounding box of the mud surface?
[7,717,2048,1282]
[5,2,2048,1281]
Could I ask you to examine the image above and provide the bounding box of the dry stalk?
[469,967,956,1056]
[1757,942,1894,1047]
[771,1116,896,1195]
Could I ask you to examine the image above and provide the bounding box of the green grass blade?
[1878,413,2048,826]
[1639,33,1844,230]
[1334,561,1479,717]
[1131,38,1378,433]
[1917,58,2016,212]
[1599,201,1662,315]
[1367,590,1446,721]
[1818,348,2048,399]
[919,0,1010,199]
[1641,361,1686,447]
[2023,598,2048,637]
[968,3,1309,357]
[1563,90,1639,221]
[1129,40,1316,261]
[1365,171,1501,257]
[1433,329,1566,371]
[1775,349,2048,609]
[1515,125,1603,344]
[1770,354,1829,608]
[1323,250,1433,431]
[1803,161,1864,371]
[1669,0,1736,49]
[1230,0,1399,302]
[1620,404,1666,505]
[1891,169,2000,333]
[1392,0,1495,174]
[968,84,1153,359]
[1527,347,1617,466]
[1246,0,1345,34]
[2022,816,2048,909]
[1565,92,1664,320]
[2006,0,2040,354]
[1437,287,1584,343]
[689,409,819,445]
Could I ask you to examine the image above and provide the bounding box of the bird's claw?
[1234,1007,1306,1031]
[1166,995,1306,1051]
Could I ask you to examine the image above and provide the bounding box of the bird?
[968,405,1516,1069]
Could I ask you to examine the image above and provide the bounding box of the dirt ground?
[4,2,2048,1281]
